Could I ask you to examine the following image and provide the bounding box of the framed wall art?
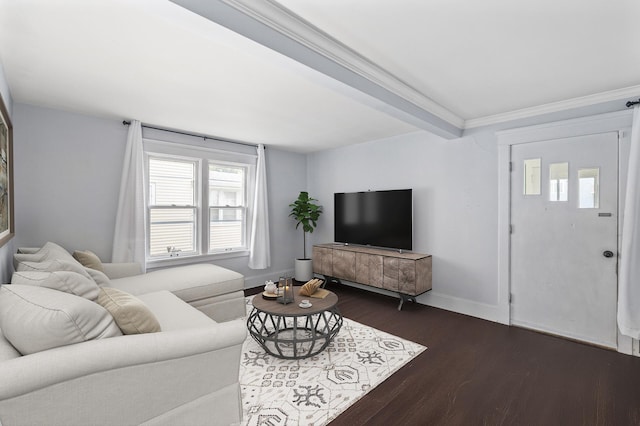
[0,91,13,247]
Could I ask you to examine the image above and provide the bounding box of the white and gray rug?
[240,296,427,426]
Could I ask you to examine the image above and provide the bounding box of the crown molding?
[465,85,640,129]
[220,0,464,128]
[171,0,464,138]
[172,0,638,139]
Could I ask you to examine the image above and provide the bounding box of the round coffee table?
[247,291,343,359]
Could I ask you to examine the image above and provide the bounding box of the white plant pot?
[294,259,313,282]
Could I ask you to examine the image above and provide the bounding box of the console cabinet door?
[355,253,384,288]
[399,259,417,294]
[355,253,370,285]
[333,250,356,281]
[370,255,384,288]
[383,257,399,291]
[312,246,333,276]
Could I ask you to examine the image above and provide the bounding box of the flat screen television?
[334,189,412,251]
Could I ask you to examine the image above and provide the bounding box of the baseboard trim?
[420,292,510,325]
[511,318,617,350]
[334,280,509,325]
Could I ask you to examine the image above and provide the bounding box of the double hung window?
[145,140,254,262]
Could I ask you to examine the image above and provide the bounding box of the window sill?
[146,250,249,270]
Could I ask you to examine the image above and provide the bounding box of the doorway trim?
[496,109,633,351]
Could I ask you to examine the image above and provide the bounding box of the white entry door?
[510,132,619,348]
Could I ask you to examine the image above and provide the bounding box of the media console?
[312,243,432,310]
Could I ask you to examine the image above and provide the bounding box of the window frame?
[143,138,256,267]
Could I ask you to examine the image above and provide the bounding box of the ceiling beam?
[170,0,463,139]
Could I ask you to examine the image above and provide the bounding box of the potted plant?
[289,191,322,281]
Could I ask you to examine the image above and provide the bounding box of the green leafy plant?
[289,191,322,259]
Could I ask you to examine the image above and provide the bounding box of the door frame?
[496,109,634,353]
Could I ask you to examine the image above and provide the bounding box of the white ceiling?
[1,0,639,153]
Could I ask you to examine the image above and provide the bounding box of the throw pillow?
[72,250,105,273]
[13,242,76,269]
[11,270,100,301]
[97,287,161,335]
[16,258,92,278]
[84,267,111,287]
[0,285,122,355]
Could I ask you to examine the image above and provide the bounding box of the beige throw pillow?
[97,287,161,335]
[0,285,122,355]
[72,250,105,273]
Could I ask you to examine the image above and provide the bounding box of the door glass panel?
[578,168,599,208]
[549,162,569,202]
[524,158,541,195]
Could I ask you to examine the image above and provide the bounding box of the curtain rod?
[122,120,263,149]
[626,99,640,107]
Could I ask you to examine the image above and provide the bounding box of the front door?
[510,132,619,348]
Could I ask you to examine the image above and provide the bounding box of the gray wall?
[0,60,14,283]
[7,93,635,316]
[12,103,305,287]
[307,131,499,307]
[307,101,633,319]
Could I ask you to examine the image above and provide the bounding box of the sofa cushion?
[0,285,122,355]
[109,264,244,303]
[0,328,20,361]
[13,242,75,269]
[72,250,105,272]
[11,270,100,301]
[137,291,215,331]
[96,287,161,335]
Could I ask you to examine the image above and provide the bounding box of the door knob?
[603,250,614,258]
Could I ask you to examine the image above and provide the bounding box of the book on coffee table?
[309,288,330,299]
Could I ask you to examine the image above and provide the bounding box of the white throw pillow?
[0,285,122,355]
[11,270,100,301]
[13,242,75,269]
[84,267,111,287]
[16,258,92,277]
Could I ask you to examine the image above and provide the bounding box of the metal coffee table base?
[247,308,343,359]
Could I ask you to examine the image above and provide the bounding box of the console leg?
[321,276,341,288]
[397,294,417,311]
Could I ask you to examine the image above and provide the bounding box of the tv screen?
[334,189,412,251]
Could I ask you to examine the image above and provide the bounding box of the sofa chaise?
[0,242,247,426]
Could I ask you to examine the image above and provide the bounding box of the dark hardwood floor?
[247,283,640,425]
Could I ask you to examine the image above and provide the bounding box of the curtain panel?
[112,120,147,271]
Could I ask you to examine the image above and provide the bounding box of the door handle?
[603,250,614,258]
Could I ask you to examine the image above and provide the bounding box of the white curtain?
[618,105,640,338]
[112,120,147,271]
[248,144,271,269]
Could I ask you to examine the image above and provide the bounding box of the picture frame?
[0,90,14,247]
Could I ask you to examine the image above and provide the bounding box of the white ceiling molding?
[170,0,463,139]
[465,84,640,130]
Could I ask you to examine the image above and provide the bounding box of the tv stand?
[312,244,432,310]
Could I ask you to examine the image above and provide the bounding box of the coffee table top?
[251,290,338,316]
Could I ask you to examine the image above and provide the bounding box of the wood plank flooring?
[247,283,640,425]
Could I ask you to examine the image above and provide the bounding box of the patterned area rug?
[240,296,427,426]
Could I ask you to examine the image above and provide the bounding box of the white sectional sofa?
[0,242,247,426]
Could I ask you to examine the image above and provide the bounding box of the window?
[578,168,599,209]
[145,141,254,261]
[148,157,197,257]
[209,163,246,251]
[549,162,569,202]
[523,158,541,195]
